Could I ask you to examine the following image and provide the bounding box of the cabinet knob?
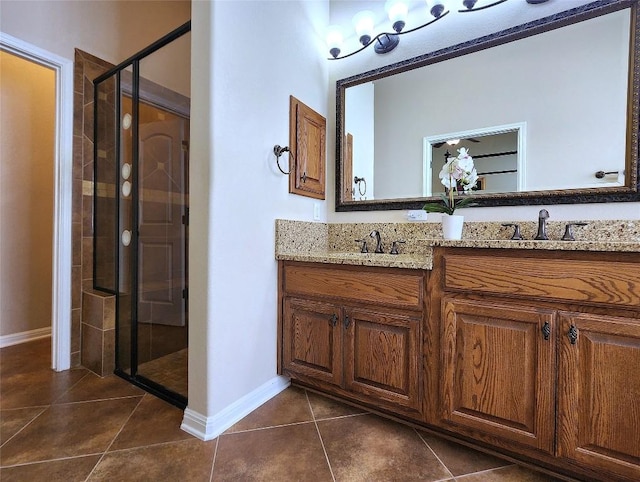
[541,321,551,341]
[344,315,351,329]
[329,314,338,327]
[568,325,578,345]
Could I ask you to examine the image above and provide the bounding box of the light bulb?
[426,0,447,18]
[385,0,408,32]
[326,25,343,58]
[352,10,375,46]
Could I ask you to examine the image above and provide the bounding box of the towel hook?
[594,170,619,179]
[274,145,292,175]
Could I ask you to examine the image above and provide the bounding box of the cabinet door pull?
[344,315,351,329]
[329,314,338,327]
[568,325,578,345]
[301,172,307,183]
[541,321,551,341]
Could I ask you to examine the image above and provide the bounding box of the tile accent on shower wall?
[73,49,115,368]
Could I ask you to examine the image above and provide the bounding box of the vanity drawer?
[444,254,640,307]
[282,263,424,310]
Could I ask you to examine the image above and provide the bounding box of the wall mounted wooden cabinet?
[288,96,326,199]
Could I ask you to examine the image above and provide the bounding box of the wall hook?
[274,145,292,175]
[594,170,619,179]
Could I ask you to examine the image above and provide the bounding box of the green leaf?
[423,193,476,215]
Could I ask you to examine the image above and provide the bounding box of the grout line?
[0,452,105,469]
[83,394,145,481]
[209,436,219,482]
[98,437,200,455]
[50,369,92,405]
[0,406,48,451]
[222,419,317,435]
[414,428,456,480]
[454,464,518,480]
[306,390,336,482]
[52,395,144,407]
[313,412,368,422]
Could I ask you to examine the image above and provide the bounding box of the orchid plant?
[423,147,479,215]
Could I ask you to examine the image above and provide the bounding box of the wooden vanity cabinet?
[436,248,640,481]
[557,311,640,480]
[440,296,556,454]
[279,261,426,418]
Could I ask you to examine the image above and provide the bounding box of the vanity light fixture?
[327,0,550,59]
[461,0,549,12]
[327,0,449,60]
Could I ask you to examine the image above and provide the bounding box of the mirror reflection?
[338,3,637,210]
[425,125,522,197]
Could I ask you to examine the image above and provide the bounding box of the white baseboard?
[181,375,291,441]
[0,327,51,348]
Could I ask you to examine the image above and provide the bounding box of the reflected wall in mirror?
[424,124,524,197]
[336,1,640,211]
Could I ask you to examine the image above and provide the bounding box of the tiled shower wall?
[72,49,113,367]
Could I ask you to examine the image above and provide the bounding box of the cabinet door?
[558,312,640,480]
[289,96,326,200]
[441,297,556,453]
[343,307,422,415]
[282,298,342,387]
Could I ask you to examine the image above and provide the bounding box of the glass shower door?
[93,23,190,408]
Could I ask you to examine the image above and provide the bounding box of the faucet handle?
[389,240,406,255]
[501,223,523,240]
[354,239,368,253]
[561,222,588,241]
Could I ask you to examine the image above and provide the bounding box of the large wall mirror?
[336,0,640,211]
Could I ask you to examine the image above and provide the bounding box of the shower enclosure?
[93,23,190,408]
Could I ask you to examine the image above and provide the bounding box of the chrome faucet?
[534,209,550,240]
[369,230,384,253]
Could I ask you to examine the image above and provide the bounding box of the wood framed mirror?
[335,0,640,211]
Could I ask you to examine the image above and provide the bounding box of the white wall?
[345,82,375,199]
[188,0,328,426]
[0,1,190,65]
[327,0,640,222]
[372,10,627,195]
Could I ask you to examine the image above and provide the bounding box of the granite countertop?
[275,219,640,270]
[429,238,640,252]
[275,251,432,270]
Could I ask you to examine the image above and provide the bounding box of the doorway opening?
[92,23,190,408]
[0,33,73,371]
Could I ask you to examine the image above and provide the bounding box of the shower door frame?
[93,21,190,409]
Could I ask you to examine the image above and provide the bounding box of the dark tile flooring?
[1,338,563,481]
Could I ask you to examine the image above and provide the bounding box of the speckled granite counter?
[275,219,640,270]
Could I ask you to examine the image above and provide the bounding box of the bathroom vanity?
[276,220,640,482]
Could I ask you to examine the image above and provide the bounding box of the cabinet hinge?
[182,207,189,226]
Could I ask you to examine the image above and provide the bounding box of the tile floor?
[1,338,564,481]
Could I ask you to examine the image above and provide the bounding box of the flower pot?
[442,214,464,240]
